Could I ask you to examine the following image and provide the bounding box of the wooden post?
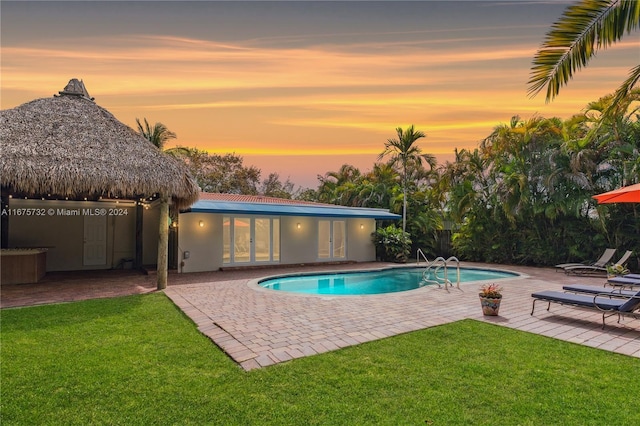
[1,187,9,248]
[134,202,143,270]
[157,196,169,290]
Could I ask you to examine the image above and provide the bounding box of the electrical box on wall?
[183,251,190,260]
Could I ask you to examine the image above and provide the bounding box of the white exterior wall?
[142,204,160,266]
[280,216,318,264]
[7,199,136,271]
[346,218,376,262]
[177,212,378,272]
[178,213,222,273]
[280,216,376,264]
[7,200,381,273]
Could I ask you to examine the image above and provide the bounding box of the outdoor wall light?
[296,223,301,229]
[199,220,205,228]
[360,224,364,230]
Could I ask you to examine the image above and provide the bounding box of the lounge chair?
[563,250,632,275]
[607,276,640,289]
[562,284,637,297]
[531,289,640,328]
[554,248,616,272]
[623,274,640,280]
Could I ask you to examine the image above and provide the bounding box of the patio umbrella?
[592,183,640,204]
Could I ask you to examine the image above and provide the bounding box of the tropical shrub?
[373,225,412,263]
[444,92,639,266]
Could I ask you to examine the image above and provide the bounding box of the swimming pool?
[258,267,518,296]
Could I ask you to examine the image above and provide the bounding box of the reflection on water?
[259,267,517,296]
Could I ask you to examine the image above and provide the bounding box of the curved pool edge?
[247,263,529,297]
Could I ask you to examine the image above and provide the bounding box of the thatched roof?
[0,79,199,209]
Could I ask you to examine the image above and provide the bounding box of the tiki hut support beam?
[1,189,9,248]
[134,203,143,270]
[157,196,169,290]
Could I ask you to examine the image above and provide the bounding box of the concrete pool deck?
[163,262,640,370]
[2,262,639,369]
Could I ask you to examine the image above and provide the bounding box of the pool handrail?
[417,250,460,290]
[420,257,444,287]
[416,248,429,264]
[446,256,461,289]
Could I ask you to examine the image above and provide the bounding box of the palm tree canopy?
[528,0,640,102]
[378,125,426,168]
[136,117,177,150]
[378,125,427,232]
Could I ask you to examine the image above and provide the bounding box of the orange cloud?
[2,32,636,162]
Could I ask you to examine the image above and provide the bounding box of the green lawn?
[2,293,639,425]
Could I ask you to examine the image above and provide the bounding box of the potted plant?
[479,283,503,316]
[606,263,629,277]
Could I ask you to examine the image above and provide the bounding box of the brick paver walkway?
[3,262,639,370]
[164,263,640,370]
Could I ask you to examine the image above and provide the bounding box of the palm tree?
[439,148,490,223]
[136,118,177,150]
[317,164,362,205]
[357,163,399,209]
[378,125,427,232]
[485,116,565,223]
[528,0,639,105]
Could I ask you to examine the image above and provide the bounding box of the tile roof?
[197,192,331,206]
[188,192,401,220]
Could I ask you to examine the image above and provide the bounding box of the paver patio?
[164,262,640,369]
[2,262,639,370]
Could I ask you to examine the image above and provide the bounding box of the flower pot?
[479,295,502,316]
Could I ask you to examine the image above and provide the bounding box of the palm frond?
[528,0,640,102]
[605,64,640,116]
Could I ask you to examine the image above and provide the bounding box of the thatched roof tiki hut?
[0,79,199,289]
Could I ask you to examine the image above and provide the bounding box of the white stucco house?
[177,193,401,273]
[1,79,401,285]
[3,192,400,280]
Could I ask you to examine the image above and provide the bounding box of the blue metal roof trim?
[186,200,401,219]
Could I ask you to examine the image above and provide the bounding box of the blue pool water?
[258,267,518,295]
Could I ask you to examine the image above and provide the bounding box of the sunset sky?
[2,1,638,188]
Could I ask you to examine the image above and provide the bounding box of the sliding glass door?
[318,220,346,260]
[223,216,280,265]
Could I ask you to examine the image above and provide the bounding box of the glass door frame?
[318,219,346,261]
[223,216,280,265]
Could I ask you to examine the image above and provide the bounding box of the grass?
[2,293,639,425]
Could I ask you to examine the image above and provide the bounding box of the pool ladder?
[416,249,460,291]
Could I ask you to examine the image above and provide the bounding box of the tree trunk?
[402,169,407,233]
[402,186,407,233]
[156,196,169,290]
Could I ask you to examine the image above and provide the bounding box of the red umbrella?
[593,183,640,204]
